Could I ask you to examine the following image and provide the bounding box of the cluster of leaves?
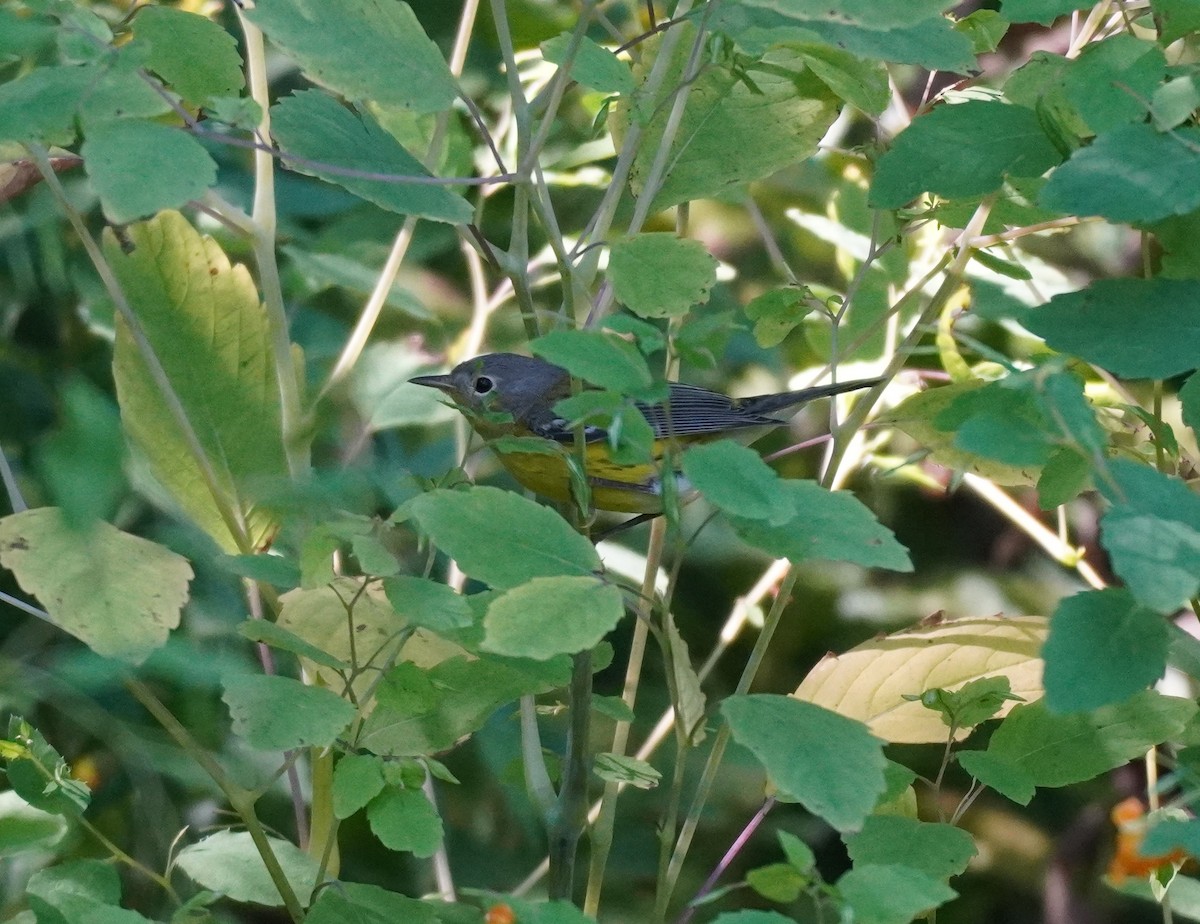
[6,0,1200,922]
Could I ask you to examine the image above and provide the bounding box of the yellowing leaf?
[794,614,1047,744]
[276,578,468,702]
[108,210,288,553]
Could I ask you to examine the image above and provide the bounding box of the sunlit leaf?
[795,614,1047,743]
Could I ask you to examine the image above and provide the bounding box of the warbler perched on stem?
[412,353,880,514]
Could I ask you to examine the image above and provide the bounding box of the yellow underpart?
[490,440,672,514]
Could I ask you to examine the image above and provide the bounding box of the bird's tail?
[739,377,883,417]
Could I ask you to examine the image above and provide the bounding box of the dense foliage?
[4,0,1200,922]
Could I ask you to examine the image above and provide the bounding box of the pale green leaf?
[608,233,717,319]
[223,674,355,750]
[0,507,191,664]
[366,785,443,857]
[175,830,320,907]
[483,576,625,659]
[83,121,217,223]
[134,7,245,104]
[246,0,457,112]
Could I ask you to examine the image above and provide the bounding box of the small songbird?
[412,353,879,513]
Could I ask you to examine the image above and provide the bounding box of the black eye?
[473,376,494,394]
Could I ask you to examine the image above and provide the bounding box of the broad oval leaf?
[723,694,886,832]
[0,507,192,664]
[483,576,625,659]
[794,614,1047,743]
[175,830,320,907]
[408,486,601,590]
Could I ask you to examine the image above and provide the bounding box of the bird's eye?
[473,376,494,394]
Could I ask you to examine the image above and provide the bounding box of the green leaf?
[1099,461,1200,612]
[35,376,125,527]
[955,9,1010,54]
[0,508,191,664]
[82,120,217,223]
[879,381,1043,485]
[682,440,796,524]
[837,864,957,924]
[957,749,1036,805]
[26,859,157,924]
[175,830,320,907]
[409,487,601,590]
[608,233,718,319]
[107,211,287,553]
[483,576,625,659]
[1036,448,1090,509]
[541,33,633,94]
[333,754,387,819]
[710,912,796,924]
[727,480,912,571]
[531,329,657,395]
[0,790,67,857]
[716,4,976,72]
[357,655,569,757]
[913,676,1021,730]
[1151,76,1200,131]
[1001,0,1092,24]
[1024,278,1200,379]
[779,830,817,871]
[616,33,839,210]
[1142,818,1200,856]
[1063,35,1165,134]
[722,694,887,832]
[133,7,244,104]
[665,613,708,744]
[245,0,457,113]
[985,691,1196,789]
[747,862,807,902]
[744,287,814,348]
[844,816,976,881]
[1153,0,1200,43]
[271,90,472,224]
[1040,124,1200,223]
[221,553,302,589]
[367,785,443,857]
[592,752,661,789]
[0,65,92,145]
[3,719,91,816]
[794,43,889,115]
[306,882,440,924]
[935,376,1055,466]
[238,619,348,673]
[223,674,356,750]
[1043,589,1169,712]
[870,101,1060,208]
[384,575,473,633]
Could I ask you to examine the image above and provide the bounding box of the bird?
[411,352,880,514]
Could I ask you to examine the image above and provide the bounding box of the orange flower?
[1108,797,1188,883]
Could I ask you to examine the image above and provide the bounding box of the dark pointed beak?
[410,373,455,392]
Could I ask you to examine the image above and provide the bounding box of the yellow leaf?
[793,614,1047,744]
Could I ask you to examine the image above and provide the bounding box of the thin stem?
[549,649,594,900]
[676,797,776,924]
[125,678,306,923]
[0,445,27,512]
[584,518,664,914]
[521,694,558,819]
